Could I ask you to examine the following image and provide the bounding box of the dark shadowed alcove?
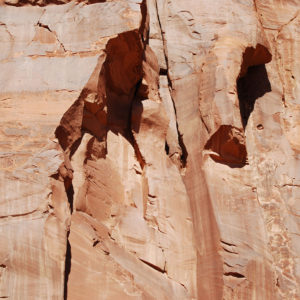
[237,44,272,128]
[237,64,271,127]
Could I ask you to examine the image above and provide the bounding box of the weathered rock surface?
[1,0,300,299]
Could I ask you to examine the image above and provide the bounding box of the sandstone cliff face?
[0,0,300,299]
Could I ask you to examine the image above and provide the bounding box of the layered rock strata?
[1,0,300,299]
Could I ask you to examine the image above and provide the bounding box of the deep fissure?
[154,0,188,167]
[63,237,71,300]
[63,172,74,300]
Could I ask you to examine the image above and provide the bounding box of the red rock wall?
[0,0,300,299]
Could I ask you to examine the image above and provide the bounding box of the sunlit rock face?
[1,0,300,299]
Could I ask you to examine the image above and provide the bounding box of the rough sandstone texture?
[0,0,300,299]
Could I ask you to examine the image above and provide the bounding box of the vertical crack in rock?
[177,131,188,168]
[154,0,188,168]
[63,176,73,300]
[154,0,168,72]
[237,44,272,128]
[50,154,74,299]
[129,81,147,169]
[63,238,71,300]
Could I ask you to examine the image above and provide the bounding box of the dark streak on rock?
[139,258,166,274]
[224,272,245,279]
[221,240,236,247]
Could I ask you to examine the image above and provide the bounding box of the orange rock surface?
[0,0,300,299]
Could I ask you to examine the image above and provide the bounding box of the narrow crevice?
[132,139,146,169]
[69,137,83,159]
[63,236,71,300]
[51,143,74,300]
[162,72,189,169]
[154,2,187,168]
[166,73,173,90]
[65,183,74,213]
[159,68,168,76]
[161,74,188,168]
[200,113,209,134]
[36,21,66,52]
[139,258,166,274]
[62,167,73,300]
[222,247,239,254]
[224,272,245,279]
[178,132,188,168]
[36,21,51,32]
[154,0,168,70]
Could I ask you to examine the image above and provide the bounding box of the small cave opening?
[237,44,272,128]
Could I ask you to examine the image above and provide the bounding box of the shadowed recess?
[237,44,272,128]
[237,64,271,127]
[204,125,247,167]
